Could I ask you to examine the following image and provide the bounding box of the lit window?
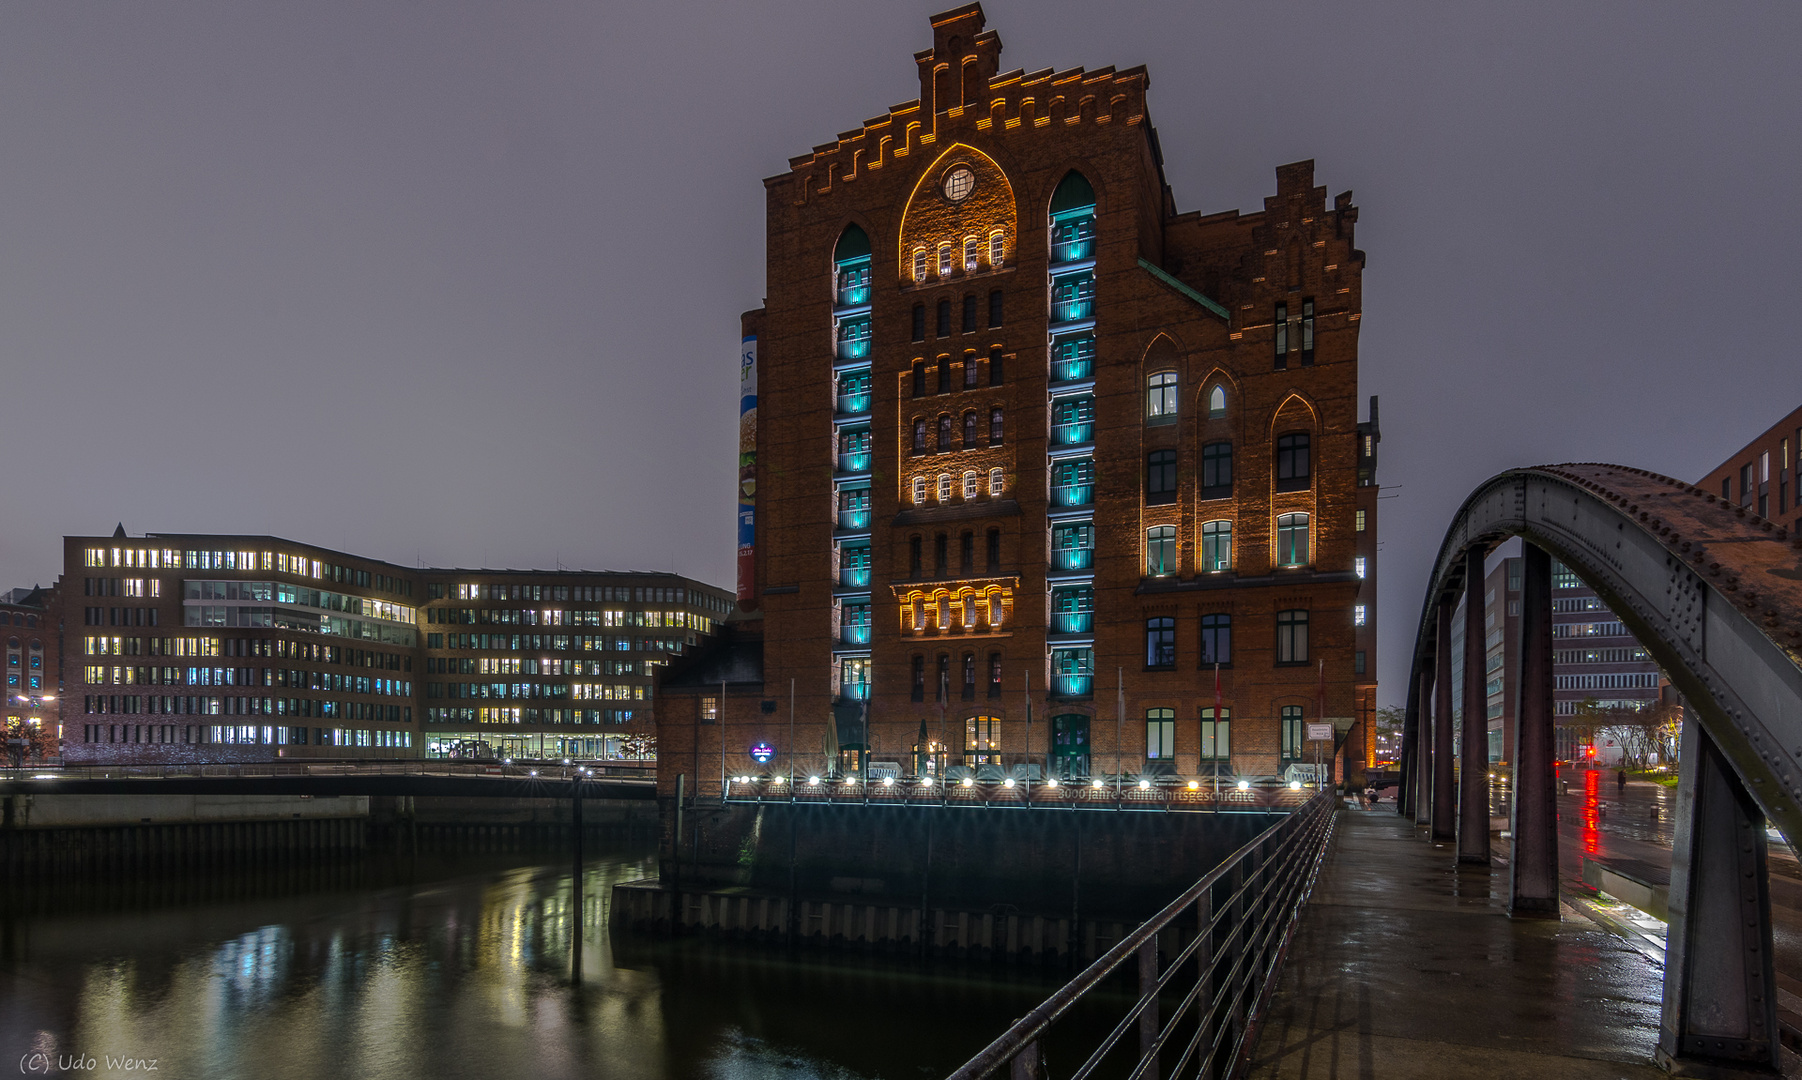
[1354,604,1367,626]
[1201,521,1232,571]
[989,231,1005,266]
[912,477,927,505]
[1281,706,1305,758]
[988,592,1004,627]
[1146,708,1176,758]
[1276,514,1311,567]
[1208,385,1226,419]
[938,475,953,502]
[938,245,953,277]
[1200,707,1230,759]
[962,472,979,499]
[1146,526,1177,576]
[1147,371,1178,421]
[988,468,1004,496]
[1356,509,1367,532]
[1354,556,1366,579]
[913,250,927,282]
[964,237,979,272]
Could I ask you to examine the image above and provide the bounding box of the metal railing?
[946,789,1336,1080]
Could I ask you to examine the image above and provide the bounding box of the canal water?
[0,846,1117,1079]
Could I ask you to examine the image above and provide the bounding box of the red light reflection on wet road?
[1581,767,1600,855]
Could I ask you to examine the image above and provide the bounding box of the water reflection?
[0,849,1081,1080]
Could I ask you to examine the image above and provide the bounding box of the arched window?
[1146,450,1178,504]
[1276,433,1311,491]
[938,415,954,450]
[913,250,928,283]
[909,536,923,577]
[964,411,979,448]
[988,651,1003,696]
[1200,520,1232,571]
[1276,514,1311,567]
[911,477,927,505]
[989,231,1006,267]
[937,244,953,277]
[1147,371,1178,422]
[833,225,871,306]
[1146,526,1177,576]
[913,418,928,453]
[988,592,1004,627]
[911,359,926,397]
[912,655,926,700]
[1208,385,1227,419]
[1145,618,1176,669]
[964,351,980,388]
[962,595,977,628]
[963,237,980,272]
[962,471,979,499]
[937,474,953,502]
[988,468,1005,496]
[960,530,974,570]
[1050,172,1097,262]
[989,407,1004,444]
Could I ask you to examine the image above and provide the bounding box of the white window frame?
[913,249,927,282]
[911,477,927,506]
[988,468,1005,496]
[962,472,980,499]
[937,474,953,502]
[1147,371,1178,420]
[989,231,1005,266]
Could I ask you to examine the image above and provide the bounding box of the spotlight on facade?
[1092,778,1105,789]
[845,776,858,786]
[771,774,786,784]
[1289,780,1302,790]
[919,777,933,787]
[1237,780,1251,791]
[808,776,821,786]
[1045,777,1058,788]
[1138,779,1150,790]
[1003,777,1015,788]
[961,776,974,788]
[529,770,537,777]
[1186,780,1198,790]
[882,776,894,787]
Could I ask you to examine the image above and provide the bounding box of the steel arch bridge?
[1398,462,1802,1074]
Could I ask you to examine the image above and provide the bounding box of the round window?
[943,167,976,202]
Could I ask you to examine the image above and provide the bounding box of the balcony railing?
[835,335,871,362]
[1051,674,1093,697]
[839,682,870,702]
[1052,421,1093,446]
[840,625,871,646]
[1050,218,1095,264]
[836,283,870,308]
[1050,355,1095,382]
[1052,483,1094,508]
[1053,546,1094,571]
[837,451,871,473]
[835,392,872,416]
[839,567,871,588]
[1052,611,1093,634]
[837,508,871,531]
[1051,296,1094,324]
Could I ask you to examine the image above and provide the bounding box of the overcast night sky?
[1,1,1796,706]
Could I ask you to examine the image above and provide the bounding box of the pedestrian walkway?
[1245,807,1669,1079]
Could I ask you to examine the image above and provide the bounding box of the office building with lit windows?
[58,530,729,764]
[1698,402,1802,535]
[661,5,1380,792]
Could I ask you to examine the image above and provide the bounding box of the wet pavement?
[1246,779,1802,1078]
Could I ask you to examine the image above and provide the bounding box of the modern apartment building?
[1698,403,1802,534]
[1471,551,1662,764]
[58,530,729,764]
[663,4,1380,792]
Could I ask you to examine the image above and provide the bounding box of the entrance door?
[1051,714,1090,778]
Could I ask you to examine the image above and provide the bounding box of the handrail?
[946,789,1337,1080]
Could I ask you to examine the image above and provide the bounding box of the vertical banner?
[736,335,758,605]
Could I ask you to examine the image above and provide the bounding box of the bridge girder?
[1402,463,1802,844]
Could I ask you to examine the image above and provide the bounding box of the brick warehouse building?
[660,5,1379,796]
[59,529,730,764]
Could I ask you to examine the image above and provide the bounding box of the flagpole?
[1214,661,1222,811]
[1116,666,1124,800]
[1023,668,1032,800]
[788,677,796,798]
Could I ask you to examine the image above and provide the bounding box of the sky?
[2,1,1797,706]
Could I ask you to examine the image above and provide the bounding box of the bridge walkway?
[1246,807,1671,1079]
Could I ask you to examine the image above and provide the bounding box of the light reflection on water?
[0,850,1079,1080]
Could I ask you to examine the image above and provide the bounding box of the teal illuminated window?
[1201,521,1232,571]
[1049,172,1096,263]
[836,316,871,360]
[1051,458,1094,507]
[1052,396,1094,446]
[1051,271,1095,323]
[836,369,872,415]
[838,427,871,473]
[1052,648,1094,697]
[841,603,871,645]
[1052,522,1095,570]
[1147,526,1177,576]
[1051,333,1095,381]
[834,225,872,307]
[839,544,871,588]
[1051,586,1093,634]
[838,486,871,530]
